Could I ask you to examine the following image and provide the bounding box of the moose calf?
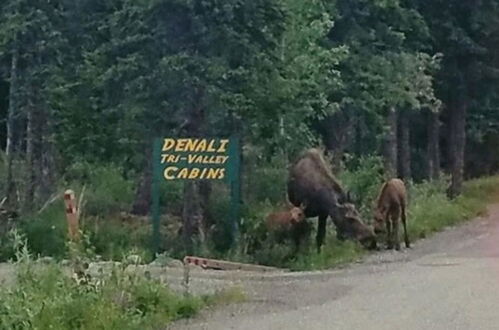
[373,178,410,250]
[266,204,310,251]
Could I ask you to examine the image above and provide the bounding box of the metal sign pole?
[229,136,241,246]
[151,138,161,256]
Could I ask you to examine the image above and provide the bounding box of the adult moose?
[373,178,409,250]
[287,148,376,252]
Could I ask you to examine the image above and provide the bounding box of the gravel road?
[171,204,499,330]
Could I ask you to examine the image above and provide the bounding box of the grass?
[0,234,243,330]
[0,263,207,330]
[288,238,365,271]
[407,176,499,240]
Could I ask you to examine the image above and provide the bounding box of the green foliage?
[18,203,68,260]
[408,176,499,239]
[0,241,208,330]
[86,217,152,262]
[3,0,499,277]
[339,155,385,219]
[289,236,364,271]
[65,162,134,216]
[244,153,288,205]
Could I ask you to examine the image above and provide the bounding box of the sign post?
[151,138,162,255]
[228,135,241,245]
[151,137,240,255]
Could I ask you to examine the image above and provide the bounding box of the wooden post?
[64,189,80,241]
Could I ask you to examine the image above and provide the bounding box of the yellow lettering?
[176,139,188,152]
[185,139,196,152]
[207,140,217,152]
[206,168,219,179]
[178,168,189,179]
[187,155,196,164]
[161,154,168,164]
[218,168,225,179]
[199,168,208,179]
[188,168,200,179]
[195,139,207,152]
[217,139,229,153]
[164,167,178,180]
[162,139,175,152]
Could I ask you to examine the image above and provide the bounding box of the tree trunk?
[199,181,212,230]
[448,101,467,198]
[323,110,354,173]
[182,181,203,251]
[25,88,37,212]
[383,107,398,179]
[181,87,206,250]
[39,106,56,203]
[398,109,411,180]
[5,45,20,209]
[131,157,152,216]
[426,109,440,180]
[131,140,152,216]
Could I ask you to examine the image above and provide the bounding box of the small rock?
[86,261,121,277]
[150,255,183,268]
[37,256,54,264]
[166,259,184,268]
[125,254,142,265]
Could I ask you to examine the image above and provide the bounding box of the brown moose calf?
[266,204,310,251]
[373,178,410,250]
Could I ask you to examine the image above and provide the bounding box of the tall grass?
[408,175,499,239]
[0,234,212,330]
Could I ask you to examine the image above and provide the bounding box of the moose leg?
[317,214,327,253]
[392,209,401,251]
[292,225,302,254]
[385,217,393,250]
[401,204,410,248]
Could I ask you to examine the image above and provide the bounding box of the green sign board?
[151,137,241,254]
[158,138,236,181]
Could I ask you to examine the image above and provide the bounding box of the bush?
[407,176,499,240]
[18,202,68,260]
[244,155,288,205]
[86,217,153,262]
[65,162,134,216]
[0,237,208,330]
[339,155,385,219]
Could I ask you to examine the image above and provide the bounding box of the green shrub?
[0,239,208,330]
[289,235,364,271]
[18,202,68,260]
[244,155,288,205]
[339,155,385,219]
[86,217,152,262]
[405,176,498,240]
[65,162,134,216]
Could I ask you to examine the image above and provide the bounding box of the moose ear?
[299,202,307,210]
